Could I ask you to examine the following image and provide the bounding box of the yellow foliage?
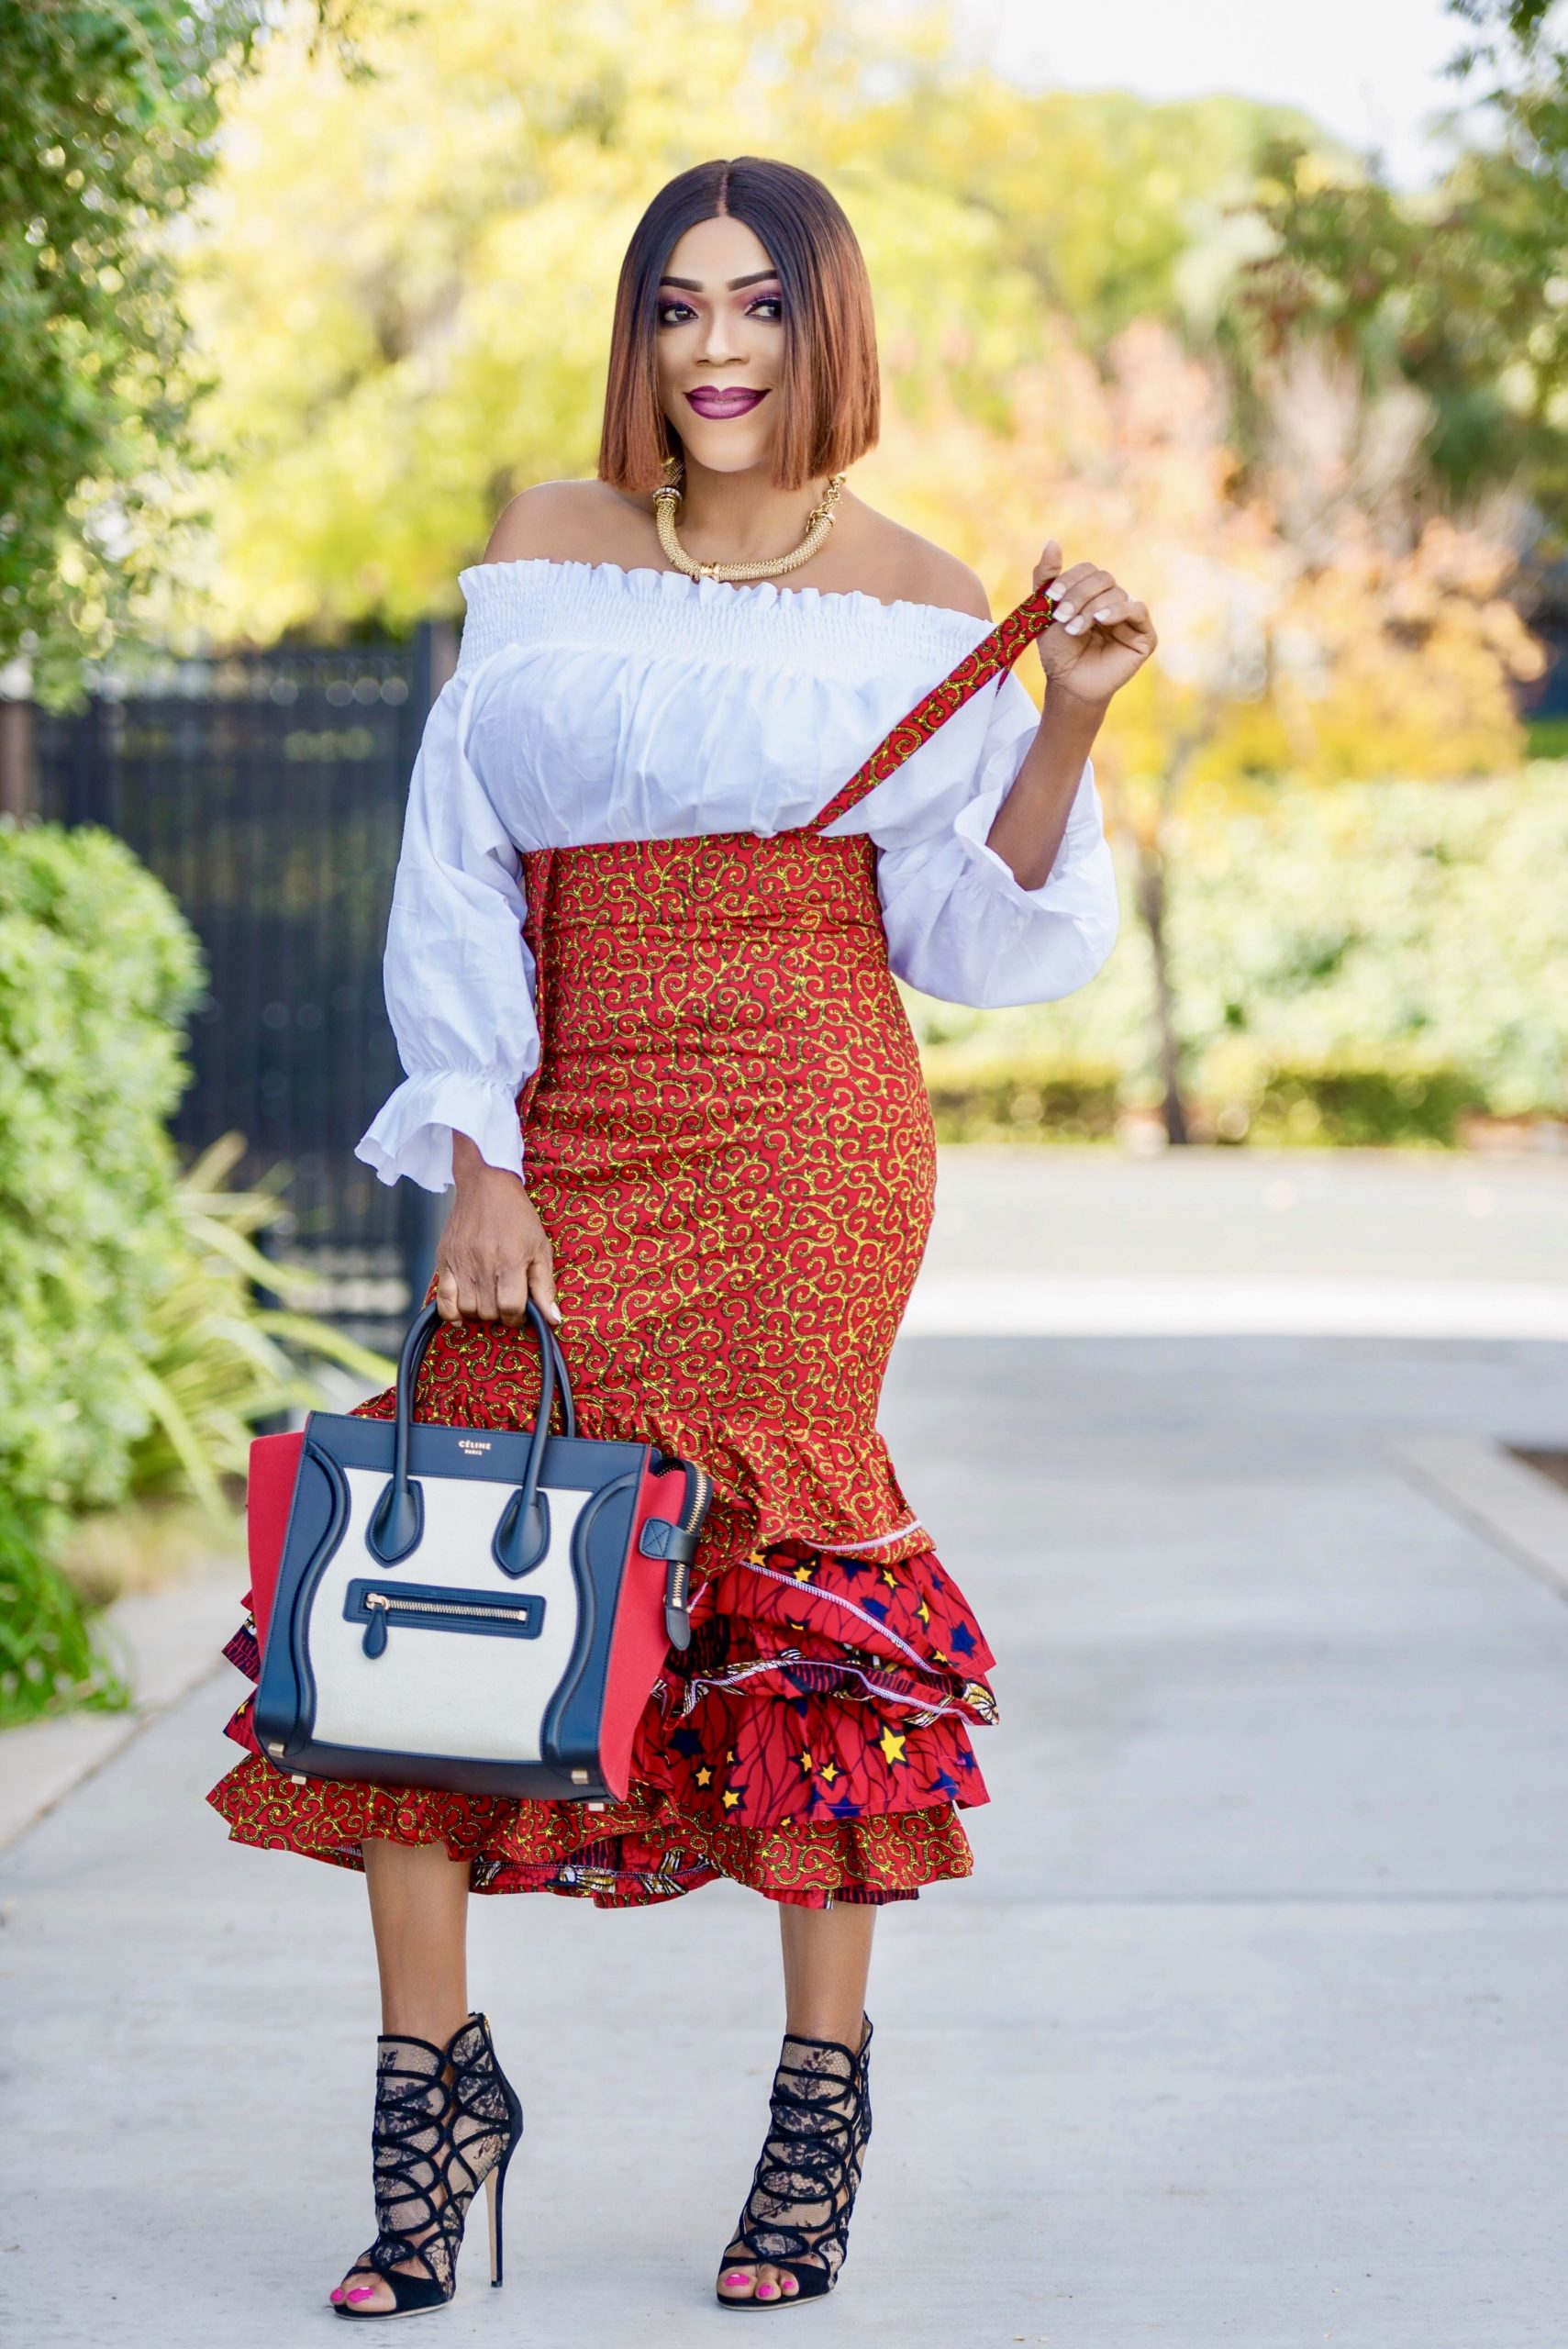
[178,0,1537,794]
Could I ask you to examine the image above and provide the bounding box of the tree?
[864,323,1540,1137]
[0,0,361,697]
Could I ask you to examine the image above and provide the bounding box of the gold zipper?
[363,1591,528,1626]
[680,1468,711,1536]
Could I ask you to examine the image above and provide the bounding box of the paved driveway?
[4,1152,1567,2346]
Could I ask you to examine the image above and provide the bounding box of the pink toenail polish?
[347,2287,375,2302]
[757,2283,780,2300]
[723,2272,751,2286]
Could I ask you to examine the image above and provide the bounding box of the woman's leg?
[328,1838,473,2313]
[717,1903,876,2305]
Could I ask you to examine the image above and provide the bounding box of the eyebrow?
[658,269,781,292]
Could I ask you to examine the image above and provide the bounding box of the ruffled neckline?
[456,554,993,673]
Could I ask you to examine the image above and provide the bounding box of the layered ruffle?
[206,1536,996,1910]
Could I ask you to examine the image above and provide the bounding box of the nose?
[695,306,743,367]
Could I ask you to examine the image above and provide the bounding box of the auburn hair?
[597,158,880,495]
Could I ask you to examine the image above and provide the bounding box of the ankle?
[380,1999,471,2045]
[782,2007,868,2053]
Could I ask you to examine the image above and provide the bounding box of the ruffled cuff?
[354,1070,527,1194]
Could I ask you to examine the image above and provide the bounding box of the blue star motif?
[828,1795,863,1820]
[669,1728,704,1758]
[862,1597,889,1622]
[837,1558,869,1581]
[951,1621,976,1656]
[933,1770,960,1798]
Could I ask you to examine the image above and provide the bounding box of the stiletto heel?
[716,2016,874,2310]
[334,2011,522,2321]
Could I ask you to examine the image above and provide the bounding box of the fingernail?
[1094,608,1113,622]
[1066,617,1088,634]
[1054,601,1076,622]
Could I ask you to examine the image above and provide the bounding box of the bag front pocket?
[344,1577,546,1659]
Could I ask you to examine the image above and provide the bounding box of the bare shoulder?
[482,478,654,567]
[840,499,991,622]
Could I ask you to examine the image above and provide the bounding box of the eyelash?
[656,295,783,327]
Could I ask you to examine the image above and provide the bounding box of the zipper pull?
[361,1594,390,1658]
[663,1559,692,1652]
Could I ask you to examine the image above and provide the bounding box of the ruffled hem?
[206,1755,975,1909]
[206,1534,996,1909]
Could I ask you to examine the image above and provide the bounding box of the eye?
[745,295,783,321]
[656,298,697,327]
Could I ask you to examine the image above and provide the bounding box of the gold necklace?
[652,462,848,583]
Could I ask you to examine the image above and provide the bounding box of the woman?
[208,155,1153,2318]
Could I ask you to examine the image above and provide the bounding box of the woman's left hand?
[1033,540,1156,707]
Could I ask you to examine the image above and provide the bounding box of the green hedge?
[0,819,203,1722]
[909,766,1568,1142]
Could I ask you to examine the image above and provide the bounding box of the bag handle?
[805,579,1059,835]
[366,1297,575,1566]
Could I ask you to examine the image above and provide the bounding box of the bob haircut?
[598,157,880,495]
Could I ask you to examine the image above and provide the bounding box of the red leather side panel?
[596,1460,687,1802]
[247,1429,305,1657]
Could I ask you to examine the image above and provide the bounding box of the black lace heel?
[717,2017,873,2310]
[334,2011,523,2321]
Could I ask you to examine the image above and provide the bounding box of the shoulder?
[481,478,654,568]
[836,499,991,623]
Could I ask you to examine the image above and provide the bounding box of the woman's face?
[654,214,784,479]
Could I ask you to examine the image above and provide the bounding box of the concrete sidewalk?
[4,1325,1568,2347]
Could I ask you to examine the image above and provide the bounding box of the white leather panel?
[306,1464,591,1762]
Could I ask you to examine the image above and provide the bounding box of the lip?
[684,386,769,419]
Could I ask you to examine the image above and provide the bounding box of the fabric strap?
[804,580,1058,834]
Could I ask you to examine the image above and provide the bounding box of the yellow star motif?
[818,1762,840,1786]
[879,1727,907,1766]
[917,1598,931,1625]
[799,1750,814,1776]
[722,1787,742,1810]
[695,1765,713,1787]
[793,1564,814,1583]
[933,1650,948,1664]
[880,1568,898,1590]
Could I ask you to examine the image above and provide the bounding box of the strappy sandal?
[331,2011,522,2321]
[716,2017,873,2309]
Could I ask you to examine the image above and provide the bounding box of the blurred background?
[2,0,1565,1714]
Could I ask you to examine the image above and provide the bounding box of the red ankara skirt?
[207,831,998,1908]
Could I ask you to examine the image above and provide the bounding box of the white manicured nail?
[1066,617,1087,634]
[1094,608,1113,622]
[1054,602,1075,623]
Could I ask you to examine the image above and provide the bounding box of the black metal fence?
[32,627,453,1345]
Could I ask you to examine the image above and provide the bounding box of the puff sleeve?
[353,661,539,1192]
[864,670,1118,1006]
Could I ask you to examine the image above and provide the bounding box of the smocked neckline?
[457,555,991,640]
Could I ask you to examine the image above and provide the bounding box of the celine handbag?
[247,1298,710,1803]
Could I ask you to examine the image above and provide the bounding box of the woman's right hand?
[436,1133,561,1329]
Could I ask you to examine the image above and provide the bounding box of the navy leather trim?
[264,1742,610,1803]
[300,1413,648,1495]
[254,1437,349,1754]
[367,1473,423,1565]
[540,1469,638,1778]
[492,1486,550,1578]
[343,1577,545,1653]
[638,1517,699,1566]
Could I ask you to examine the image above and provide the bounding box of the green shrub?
[906,767,1568,1141]
[0,819,202,1721]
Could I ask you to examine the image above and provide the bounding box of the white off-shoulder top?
[356,558,1118,1193]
